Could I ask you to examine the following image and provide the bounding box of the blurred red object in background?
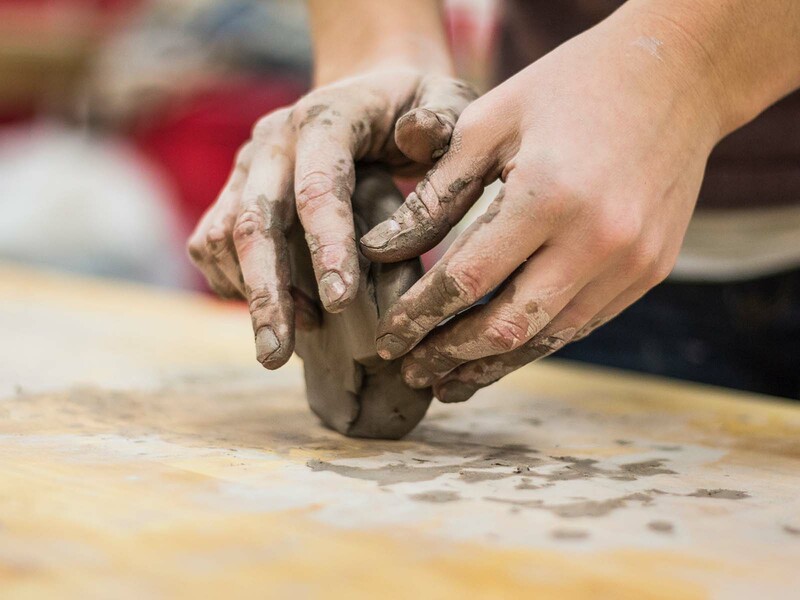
[133,76,305,234]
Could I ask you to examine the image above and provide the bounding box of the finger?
[400,243,593,388]
[292,102,366,313]
[187,145,254,297]
[430,276,648,403]
[234,143,296,369]
[188,215,240,298]
[360,128,492,263]
[203,161,251,295]
[431,325,575,404]
[394,76,478,164]
[570,283,651,342]
[374,185,549,360]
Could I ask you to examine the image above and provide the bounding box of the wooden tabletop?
[1,263,799,599]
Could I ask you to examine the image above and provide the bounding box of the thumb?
[394,76,478,165]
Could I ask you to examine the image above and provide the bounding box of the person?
[188,0,800,401]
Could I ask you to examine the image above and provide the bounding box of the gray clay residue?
[551,528,589,541]
[547,457,676,482]
[648,520,674,533]
[409,490,461,503]
[306,441,754,520]
[306,448,678,489]
[782,525,800,536]
[687,489,750,500]
[488,492,655,519]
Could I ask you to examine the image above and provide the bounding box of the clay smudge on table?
[306,442,543,487]
[515,478,550,491]
[551,528,590,541]
[488,492,656,519]
[613,460,678,480]
[783,525,800,536]
[458,470,516,484]
[307,451,679,489]
[648,520,674,534]
[545,456,675,482]
[409,490,461,503]
[687,489,750,500]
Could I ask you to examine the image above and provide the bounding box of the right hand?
[187,68,476,369]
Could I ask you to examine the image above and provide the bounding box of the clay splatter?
[687,489,750,500]
[551,528,589,541]
[409,490,460,503]
[648,520,674,534]
[782,525,800,536]
[306,442,542,487]
[307,451,678,488]
[488,492,655,519]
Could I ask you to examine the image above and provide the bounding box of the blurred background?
[0,0,497,289]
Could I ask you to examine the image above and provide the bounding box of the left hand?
[359,13,725,402]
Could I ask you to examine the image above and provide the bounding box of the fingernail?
[402,362,433,388]
[319,271,346,308]
[376,333,408,360]
[361,219,402,250]
[255,327,281,366]
[435,380,476,404]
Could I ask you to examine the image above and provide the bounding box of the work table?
[1,263,798,599]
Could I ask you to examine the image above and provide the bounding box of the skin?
[187,0,476,368]
[190,0,800,402]
[360,0,800,402]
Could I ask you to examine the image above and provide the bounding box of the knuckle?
[442,263,485,305]
[305,234,339,257]
[291,96,332,129]
[295,171,343,213]
[233,209,264,242]
[590,214,642,255]
[247,286,274,315]
[234,142,254,169]
[484,313,532,353]
[417,345,459,374]
[624,240,660,274]
[186,234,206,263]
[252,110,288,141]
[647,259,674,287]
[405,189,437,222]
[204,226,229,255]
[454,102,483,134]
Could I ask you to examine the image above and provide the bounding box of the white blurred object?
[0,123,191,287]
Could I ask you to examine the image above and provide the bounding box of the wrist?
[617,0,800,140]
[313,36,454,87]
[308,0,454,88]
[601,6,732,146]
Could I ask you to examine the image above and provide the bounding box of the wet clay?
[289,166,432,439]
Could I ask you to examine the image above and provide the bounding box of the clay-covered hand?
[360,15,726,402]
[187,68,476,369]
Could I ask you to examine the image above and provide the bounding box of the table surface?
[1,263,799,599]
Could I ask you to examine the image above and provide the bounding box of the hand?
[361,15,724,402]
[187,68,476,369]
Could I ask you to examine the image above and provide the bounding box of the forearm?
[308,0,453,86]
[616,0,800,138]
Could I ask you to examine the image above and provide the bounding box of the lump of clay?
[289,166,432,439]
